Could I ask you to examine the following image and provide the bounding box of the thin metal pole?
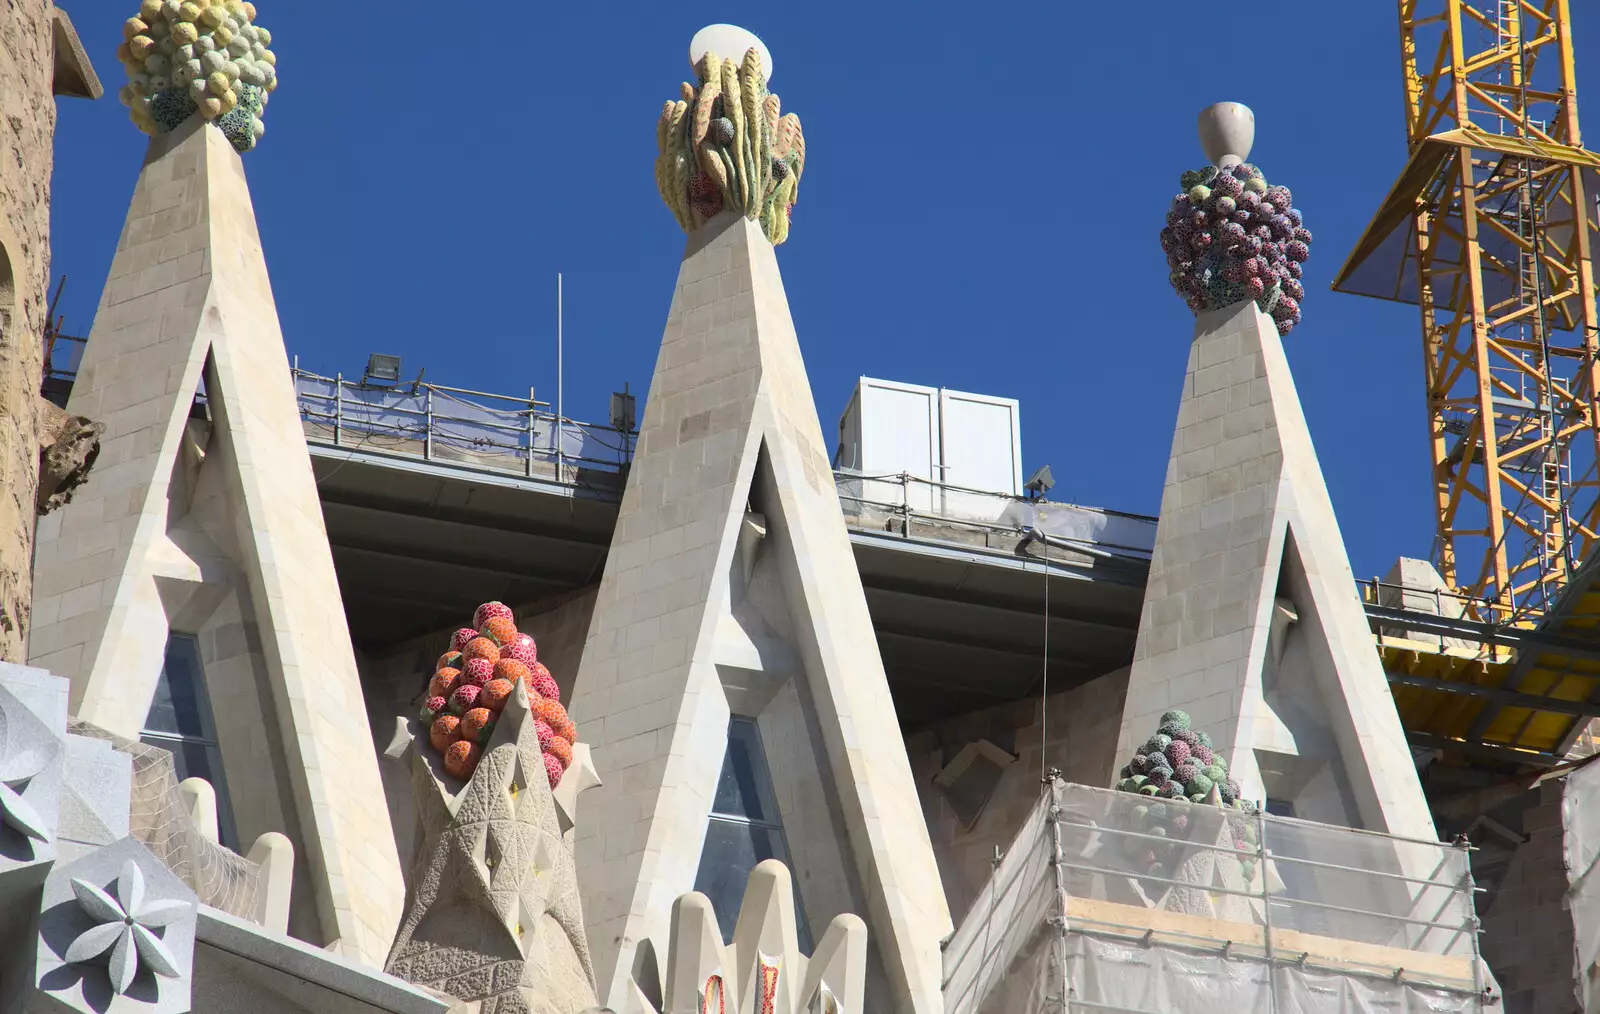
[1258,807,1278,1014]
[334,372,343,446]
[424,387,433,460]
[527,386,536,478]
[557,272,564,478]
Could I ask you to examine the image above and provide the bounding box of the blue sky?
[47,4,1600,582]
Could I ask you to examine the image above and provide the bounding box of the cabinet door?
[938,390,1021,521]
[859,380,938,514]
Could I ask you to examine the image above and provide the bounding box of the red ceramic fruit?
[543,751,565,788]
[449,684,482,714]
[461,657,494,688]
[473,601,514,629]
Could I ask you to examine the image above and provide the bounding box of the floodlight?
[611,385,637,433]
[365,353,402,384]
[1024,465,1055,498]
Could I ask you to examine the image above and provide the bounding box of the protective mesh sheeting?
[69,719,262,919]
[294,374,630,471]
[1261,816,1476,959]
[1563,758,1600,1011]
[943,779,1486,1014]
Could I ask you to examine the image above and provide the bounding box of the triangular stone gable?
[1116,300,1435,842]
[569,212,950,1014]
[27,117,402,965]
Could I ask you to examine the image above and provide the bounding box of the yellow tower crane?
[1335,0,1600,624]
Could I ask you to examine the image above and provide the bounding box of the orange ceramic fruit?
[480,678,515,712]
[493,658,530,689]
[460,707,494,743]
[444,739,482,780]
[545,734,573,766]
[534,698,577,743]
[436,651,463,671]
[429,714,461,754]
[428,668,460,700]
[462,637,501,667]
[483,616,518,646]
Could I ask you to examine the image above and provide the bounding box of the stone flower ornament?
[0,689,59,850]
[66,861,187,995]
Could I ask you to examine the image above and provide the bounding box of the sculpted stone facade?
[0,3,101,663]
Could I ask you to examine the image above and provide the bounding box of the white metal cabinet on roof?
[834,377,1023,523]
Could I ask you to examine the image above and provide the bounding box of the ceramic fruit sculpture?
[418,602,580,786]
[656,46,806,245]
[117,0,277,151]
[1112,710,1259,882]
[1160,164,1313,336]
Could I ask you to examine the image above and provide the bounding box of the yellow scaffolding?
[1336,0,1600,624]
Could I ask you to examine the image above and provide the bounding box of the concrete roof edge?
[51,7,104,101]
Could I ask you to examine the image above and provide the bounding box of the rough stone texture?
[569,212,951,1014]
[1115,300,1434,841]
[34,836,199,1014]
[0,3,100,663]
[384,682,598,1014]
[1478,779,1575,1014]
[28,117,403,966]
[905,669,1129,925]
[620,860,867,1014]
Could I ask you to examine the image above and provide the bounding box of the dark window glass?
[143,636,209,737]
[140,634,238,850]
[711,719,778,822]
[694,718,811,950]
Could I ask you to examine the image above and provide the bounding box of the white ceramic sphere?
[689,24,772,83]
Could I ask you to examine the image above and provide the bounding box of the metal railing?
[292,366,634,491]
[835,469,1158,564]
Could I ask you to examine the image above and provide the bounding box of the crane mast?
[1339,0,1600,623]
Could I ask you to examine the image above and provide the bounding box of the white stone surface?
[570,212,952,1014]
[1115,301,1435,841]
[27,118,403,966]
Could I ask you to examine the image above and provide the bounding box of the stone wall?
[906,668,1129,925]
[0,2,58,660]
[1478,779,1578,1014]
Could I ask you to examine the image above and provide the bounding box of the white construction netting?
[70,719,262,919]
[942,777,1491,1014]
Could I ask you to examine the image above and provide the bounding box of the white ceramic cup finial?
[1198,102,1255,168]
[690,25,773,84]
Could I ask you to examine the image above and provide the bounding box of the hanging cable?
[1040,537,1051,778]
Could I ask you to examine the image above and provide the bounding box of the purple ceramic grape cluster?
[1160,163,1313,336]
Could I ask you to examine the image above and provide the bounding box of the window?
[694,718,811,949]
[141,634,238,849]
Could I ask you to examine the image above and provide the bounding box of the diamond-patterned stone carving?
[384,681,600,1013]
